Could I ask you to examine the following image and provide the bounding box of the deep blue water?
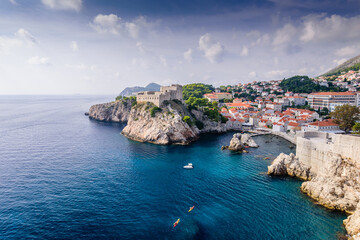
[0,96,347,239]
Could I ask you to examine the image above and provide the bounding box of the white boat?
[183,163,193,169]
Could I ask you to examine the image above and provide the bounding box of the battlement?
[136,84,183,107]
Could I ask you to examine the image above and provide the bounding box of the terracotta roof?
[308,121,338,127]
[309,92,355,96]
[288,122,300,127]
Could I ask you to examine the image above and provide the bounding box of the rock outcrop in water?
[268,132,360,239]
[121,101,199,145]
[88,99,134,122]
[267,153,313,181]
[222,133,258,152]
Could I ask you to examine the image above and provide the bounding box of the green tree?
[182,83,215,100]
[330,105,360,132]
[352,122,360,133]
[183,116,193,126]
[150,106,162,117]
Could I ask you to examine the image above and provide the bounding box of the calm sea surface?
[0,96,347,239]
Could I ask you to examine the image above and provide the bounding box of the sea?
[0,95,347,239]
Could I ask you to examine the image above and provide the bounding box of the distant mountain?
[322,54,360,76]
[119,83,161,96]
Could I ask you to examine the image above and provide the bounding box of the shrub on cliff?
[150,106,162,117]
[183,115,193,126]
[195,120,204,129]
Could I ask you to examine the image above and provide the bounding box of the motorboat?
[183,163,193,169]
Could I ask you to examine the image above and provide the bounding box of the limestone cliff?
[268,132,360,239]
[121,102,199,145]
[88,99,134,122]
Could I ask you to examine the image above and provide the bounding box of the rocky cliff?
[121,101,199,145]
[88,99,134,122]
[268,132,360,239]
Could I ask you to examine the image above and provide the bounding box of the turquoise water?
[0,96,347,239]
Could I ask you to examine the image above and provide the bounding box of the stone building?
[136,84,183,107]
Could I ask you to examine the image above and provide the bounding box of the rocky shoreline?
[268,141,360,239]
[88,100,239,145]
[88,99,134,122]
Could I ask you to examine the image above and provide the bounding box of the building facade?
[136,84,183,107]
[204,92,232,102]
[307,92,356,110]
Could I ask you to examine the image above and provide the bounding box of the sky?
[1,0,360,94]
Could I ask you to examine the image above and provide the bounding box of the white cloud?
[70,41,79,51]
[183,48,193,62]
[41,0,82,12]
[160,56,168,67]
[131,58,149,69]
[90,14,153,39]
[248,71,257,78]
[9,0,18,5]
[333,58,347,66]
[90,14,121,35]
[300,20,315,42]
[266,70,287,79]
[135,41,147,53]
[15,28,38,45]
[335,46,357,57]
[300,14,360,43]
[273,23,296,46]
[67,64,96,70]
[252,34,270,46]
[240,46,249,56]
[28,56,50,65]
[198,33,224,63]
[0,29,38,53]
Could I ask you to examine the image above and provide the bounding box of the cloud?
[90,14,121,35]
[136,41,145,53]
[66,64,96,70]
[28,56,50,65]
[248,71,257,78]
[240,46,249,56]
[335,46,357,57]
[183,48,193,62]
[41,0,82,11]
[266,70,288,79]
[70,41,79,51]
[90,14,153,39]
[198,33,224,63]
[300,14,360,43]
[0,29,38,52]
[159,56,168,67]
[15,28,38,45]
[273,23,296,45]
[9,0,18,5]
[333,58,347,66]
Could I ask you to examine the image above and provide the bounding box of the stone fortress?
[136,84,183,107]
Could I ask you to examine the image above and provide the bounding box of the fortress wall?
[296,131,360,174]
[296,137,332,174]
[332,134,360,164]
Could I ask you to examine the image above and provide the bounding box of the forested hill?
[279,76,344,93]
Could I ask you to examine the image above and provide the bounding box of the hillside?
[323,54,360,76]
[119,83,161,96]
